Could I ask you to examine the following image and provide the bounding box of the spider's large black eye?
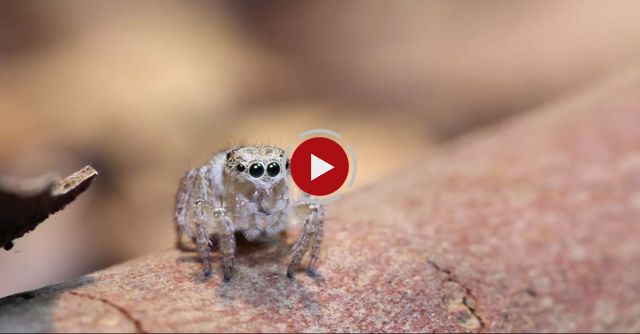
[266,162,280,177]
[249,163,264,178]
[236,164,246,172]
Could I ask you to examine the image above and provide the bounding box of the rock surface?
[2,74,640,332]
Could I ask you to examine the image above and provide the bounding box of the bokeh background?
[2,0,640,298]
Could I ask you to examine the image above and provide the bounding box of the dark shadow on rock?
[213,232,324,322]
[172,229,324,320]
[177,231,294,284]
[214,271,324,325]
[0,276,96,332]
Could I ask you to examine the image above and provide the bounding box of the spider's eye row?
[266,162,280,177]
[236,164,246,172]
[249,163,264,178]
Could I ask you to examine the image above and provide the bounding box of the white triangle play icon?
[311,154,334,181]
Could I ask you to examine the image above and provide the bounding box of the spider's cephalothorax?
[174,145,324,281]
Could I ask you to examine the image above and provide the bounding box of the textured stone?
[2,74,640,332]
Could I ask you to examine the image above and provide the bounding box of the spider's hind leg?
[175,224,197,252]
[194,199,213,278]
[174,169,197,251]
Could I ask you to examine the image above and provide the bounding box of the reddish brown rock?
[2,74,640,332]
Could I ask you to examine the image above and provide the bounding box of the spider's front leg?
[194,203,237,281]
[287,201,324,279]
[190,167,237,281]
[213,207,236,282]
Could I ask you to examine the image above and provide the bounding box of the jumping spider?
[174,145,324,281]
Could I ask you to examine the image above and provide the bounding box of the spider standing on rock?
[173,145,324,282]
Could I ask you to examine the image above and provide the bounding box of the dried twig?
[0,166,98,250]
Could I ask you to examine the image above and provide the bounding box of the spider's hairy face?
[224,145,288,192]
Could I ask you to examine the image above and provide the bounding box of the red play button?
[290,137,349,196]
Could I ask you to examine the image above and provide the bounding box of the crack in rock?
[427,259,485,331]
[67,291,146,333]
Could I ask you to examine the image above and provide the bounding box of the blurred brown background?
[1,0,640,298]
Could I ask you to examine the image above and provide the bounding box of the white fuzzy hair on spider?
[174,144,324,282]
